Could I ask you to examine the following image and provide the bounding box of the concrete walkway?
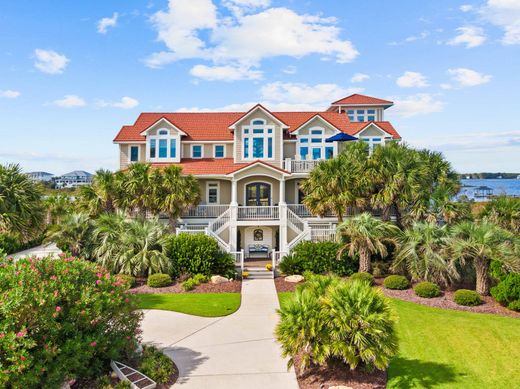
[9,243,62,261]
[141,279,299,389]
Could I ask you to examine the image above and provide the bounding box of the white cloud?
[189,64,262,81]
[408,130,520,152]
[460,4,474,12]
[391,93,444,118]
[480,0,520,45]
[34,49,69,74]
[51,95,86,108]
[223,0,270,17]
[97,96,139,109]
[146,0,358,79]
[389,31,429,46]
[447,26,486,48]
[440,83,453,90]
[177,82,363,111]
[282,65,297,74]
[0,90,21,98]
[447,68,492,87]
[396,71,429,88]
[97,12,119,34]
[350,73,370,83]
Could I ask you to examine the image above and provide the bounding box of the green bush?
[164,234,234,277]
[278,241,357,276]
[276,276,398,371]
[0,256,141,388]
[384,275,409,290]
[139,345,176,384]
[453,289,482,306]
[414,281,441,298]
[118,274,136,288]
[147,273,172,288]
[350,272,375,285]
[0,233,20,255]
[181,274,208,291]
[113,381,132,389]
[491,273,520,311]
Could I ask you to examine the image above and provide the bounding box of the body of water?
[459,179,520,201]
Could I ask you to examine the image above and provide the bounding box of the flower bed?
[128,278,241,294]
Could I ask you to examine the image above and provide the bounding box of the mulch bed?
[293,354,386,389]
[274,276,301,293]
[373,277,520,318]
[128,278,242,294]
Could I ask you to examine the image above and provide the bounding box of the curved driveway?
[140,279,299,389]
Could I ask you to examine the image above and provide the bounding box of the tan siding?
[119,145,129,170]
[283,142,296,160]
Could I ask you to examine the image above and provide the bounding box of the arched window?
[148,127,178,161]
[242,119,274,160]
[158,129,169,135]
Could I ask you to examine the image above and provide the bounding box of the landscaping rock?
[285,275,304,283]
[329,386,353,389]
[211,275,230,284]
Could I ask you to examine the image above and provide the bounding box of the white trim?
[213,144,226,159]
[296,126,338,161]
[243,180,273,206]
[139,117,187,136]
[228,105,289,130]
[146,130,180,163]
[330,103,393,107]
[226,161,289,178]
[191,144,204,159]
[114,140,146,144]
[290,114,341,135]
[183,140,233,144]
[241,119,276,161]
[127,145,140,163]
[206,181,220,204]
[355,122,393,138]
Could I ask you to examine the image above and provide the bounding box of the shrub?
[181,274,208,291]
[113,381,132,389]
[414,281,441,298]
[147,273,172,288]
[350,272,375,285]
[118,274,136,288]
[491,273,520,311]
[453,289,482,306]
[276,276,398,371]
[0,256,141,388]
[279,241,357,276]
[384,275,409,290]
[164,234,234,277]
[139,345,176,384]
[0,233,20,255]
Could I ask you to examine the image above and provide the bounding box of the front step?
[243,266,274,279]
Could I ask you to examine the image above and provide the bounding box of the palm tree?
[45,213,93,257]
[119,163,152,218]
[0,163,45,241]
[480,196,520,233]
[301,142,369,223]
[93,213,170,276]
[393,222,458,286]
[77,169,117,216]
[448,221,520,295]
[43,194,71,224]
[337,212,400,273]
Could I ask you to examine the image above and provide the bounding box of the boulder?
[211,275,230,284]
[284,275,304,283]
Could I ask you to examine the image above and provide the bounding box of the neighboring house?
[114,94,402,265]
[53,170,93,189]
[27,171,54,182]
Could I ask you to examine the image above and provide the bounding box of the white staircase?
[244,266,274,279]
[286,208,311,252]
[206,208,231,252]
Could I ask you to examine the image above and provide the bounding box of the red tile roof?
[149,158,288,176]
[345,121,400,139]
[331,94,393,106]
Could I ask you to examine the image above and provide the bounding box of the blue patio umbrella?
[325,133,358,142]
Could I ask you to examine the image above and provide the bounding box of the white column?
[279,178,288,252]
[279,178,286,205]
[229,178,238,251]
[231,179,238,206]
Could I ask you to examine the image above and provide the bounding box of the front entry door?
[246,183,271,206]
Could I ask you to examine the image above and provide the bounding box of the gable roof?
[345,121,400,139]
[330,94,393,106]
[227,104,289,129]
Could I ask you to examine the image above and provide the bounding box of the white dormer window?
[297,127,335,160]
[242,119,274,160]
[361,137,383,154]
[147,128,180,162]
[347,109,377,122]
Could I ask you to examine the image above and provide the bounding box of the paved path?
[141,279,299,389]
[9,243,62,261]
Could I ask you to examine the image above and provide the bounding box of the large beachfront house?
[114,94,401,266]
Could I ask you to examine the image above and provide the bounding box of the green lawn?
[278,292,520,389]
[136,293,241,317]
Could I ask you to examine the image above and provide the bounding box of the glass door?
[246,183,271,206]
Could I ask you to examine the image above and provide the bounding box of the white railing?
[284,159,321,173]
[182,205,229,218]
[176,226,206,235]
[287,204,357,218]
[271,250,287,266]
[230,250,245,271]
[237,206,279,220]
[207,209,232,251]
[310,228,337,242]
[287,207,306,233]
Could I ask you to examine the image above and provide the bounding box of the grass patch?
[278,292,520,388]
[137,293,241,317]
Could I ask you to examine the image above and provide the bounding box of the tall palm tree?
[43,194,71,224]
[393,222,458,286]
[448,221,519,295]
[301,142,369,223]
[77,169,117,216]
[0,163,44,240]
[45,213,93,257]
[93,213,170,276]
[337,212,400,273]
[119,163,152,218]
[480,196,520,233]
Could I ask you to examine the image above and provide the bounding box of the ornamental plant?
[0,256,142,388]
[491,273,520,311]
[383,275,410,290]
[453,289,482,306]
[414,281,441,298]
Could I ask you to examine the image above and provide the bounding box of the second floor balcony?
[283,159,321,173]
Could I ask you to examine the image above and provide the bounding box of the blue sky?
[1,0,519,174]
